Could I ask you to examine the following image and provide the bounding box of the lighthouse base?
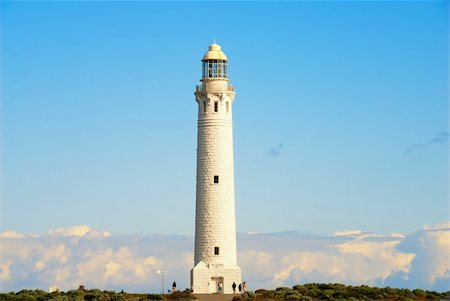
[191,261,241,294]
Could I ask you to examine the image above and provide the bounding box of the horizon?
[1,0,448,294]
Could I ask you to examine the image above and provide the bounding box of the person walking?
[218,282,223,294]
[172,281,176,293]
[238,283,242,294]
[232,282,236,294]
[243,282,247,293]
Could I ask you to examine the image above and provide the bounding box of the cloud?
[0,230,23,239]
[406,131,449,153]
[268,142,285,157]
[388,222,450,291]
[0,226,192,293]
[0,223,448,293]
[48,224,110,238]
[334,230,363,236]
[238,232,415,290]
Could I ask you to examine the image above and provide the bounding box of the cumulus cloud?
[386,222,450,291]
[238,231,415,290]
[0,226,193,293]
[0,223,449,293]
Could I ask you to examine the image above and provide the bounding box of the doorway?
[210,277,224,294]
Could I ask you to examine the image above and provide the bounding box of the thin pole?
[157,270,167,294]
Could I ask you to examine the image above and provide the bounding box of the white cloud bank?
[0,222,448,293]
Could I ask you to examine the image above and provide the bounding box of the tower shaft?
[191,44,241,294]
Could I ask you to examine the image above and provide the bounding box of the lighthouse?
[191,43,241,294]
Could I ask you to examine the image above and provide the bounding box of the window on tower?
[203,101,207,113]
[226,101,229,113]
[214,247,220,255]
[214,101,218,113]
[214,175,219,183]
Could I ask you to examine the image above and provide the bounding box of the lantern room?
[202,43,228,79]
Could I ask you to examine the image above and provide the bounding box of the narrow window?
[203,101,207,113]
[214,101,218,112]
[214,247,220,255]
[213,175,219,183]
[226,101,229,113]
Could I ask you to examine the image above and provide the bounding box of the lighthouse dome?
[202,43,228,61]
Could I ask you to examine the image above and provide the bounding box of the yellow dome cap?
[202,43,228,61]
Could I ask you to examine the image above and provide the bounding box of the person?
[243,282,247,293]
[218,282,223,294]
[238,283,242,294]
[172,281,176,292]
[232,282,236,294]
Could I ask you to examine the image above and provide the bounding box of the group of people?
[217,281,247,294]
[231,281,247,294]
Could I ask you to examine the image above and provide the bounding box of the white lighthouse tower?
[191,43,241,294]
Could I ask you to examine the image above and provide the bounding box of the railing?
[196,84,234,92]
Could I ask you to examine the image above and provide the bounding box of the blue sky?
[1,1,448,238]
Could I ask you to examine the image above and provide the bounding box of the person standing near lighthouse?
[190,43,242,294]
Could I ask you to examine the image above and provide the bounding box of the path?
[194,294,238,301]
